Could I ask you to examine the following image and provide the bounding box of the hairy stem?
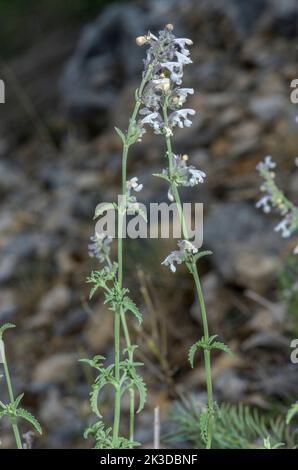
[162,102,214,448]
[2,353,22,449]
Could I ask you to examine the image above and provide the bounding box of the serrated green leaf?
[122,297,142,324]
[211,341,233,356]
[0,323,15,340]
[193,250,213,263]
[188,339,206,368]
[16,408,42,434]
[286,401,298,424]
[90,383,103,418]
[134,375,147,413]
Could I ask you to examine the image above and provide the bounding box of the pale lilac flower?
[257,156,298,255]
[139,109,163,134]
[126,177,144,215]
[163,154,206,188]
[174,38,193,55]
[175,51,192,65]
[169,108,196,128]
[162,239,198,273]
[275,219,291,238]
[127,177,143,192]
[188,168,206,186]
[161,62,183,84]
[178,239,198,253]
[88,232,113,263]
[171,88,194,108]
[161,250,184,273]
[256,195,272,213]
[256,155,276,172]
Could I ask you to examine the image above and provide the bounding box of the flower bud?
[136,36,147,46]
[165,23,174,31]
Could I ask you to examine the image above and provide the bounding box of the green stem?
[129,388,135,442]
[162,102,214,449]
[113,65,153,444]
[112,312,121,442]
[2,354,22,449]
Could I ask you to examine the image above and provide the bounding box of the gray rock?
[204,202,283,287]
[249,95,285,122]
[32,353,78,387]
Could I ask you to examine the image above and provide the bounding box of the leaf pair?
[188,335,232,368]
[0,394,42,435]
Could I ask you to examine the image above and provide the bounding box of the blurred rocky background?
[0,0,297,448]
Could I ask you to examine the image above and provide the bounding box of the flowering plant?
[135,24,232,448]
[256,156,298,254]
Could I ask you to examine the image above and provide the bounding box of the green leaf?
[79,355,105,370]
[0,323,15,340]
[122,297,142,324]
[90,383,103,418]
[199,409,209,444]
[133,375,147,413]
[13,393,24,410]
[115,127,126,144]
[152,173,170,183]
[94,202,116,220]
[286,401,298,424]
[0,400,7,410]
[211,341,233,356]
[16,408,42,434]
[193,250,213,263]
[188,339,206,368]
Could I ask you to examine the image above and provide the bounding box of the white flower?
[140,112,159,126]
[275,219,291,238]
[169,108,196,128]
[188,168,206,186]
[174,38,193,51]
[127,177,143,192]
[172,88,194,107]
[140,110,163,134]
[256,195,272,213]
[161,250,184,273]
[256,155,276,172]
[162,239,198,272]
[175,51,192,65]
[178,239,198,253]
[152,77,171,93]
[88,232,112,262]
[161,62,184,85]
[163,153,206,189]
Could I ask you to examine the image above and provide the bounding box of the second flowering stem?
[162,102,214,448]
